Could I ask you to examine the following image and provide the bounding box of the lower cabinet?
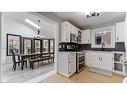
[58,52,76,77]
[87,51,114,72]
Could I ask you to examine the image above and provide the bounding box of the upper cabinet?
[61,21,71,42]
[116,22,126,42]
[61,21,80,43]
[81,29,91,44]
[91,26,115,48]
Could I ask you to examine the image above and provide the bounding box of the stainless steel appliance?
[59,42,78,51]
[70,33,78,43]
[76,52,85,73]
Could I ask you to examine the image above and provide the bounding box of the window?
[92,26,115,48]
[95,31,111,45]
[95,32,103,45]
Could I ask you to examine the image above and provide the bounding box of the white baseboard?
[24,70,56,83]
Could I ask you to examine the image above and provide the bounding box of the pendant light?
[34,20,43,39]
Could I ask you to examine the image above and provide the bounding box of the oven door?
[78,55,85,63]
[77,55,85,73]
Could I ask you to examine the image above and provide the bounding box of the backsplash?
[78,42,126,52]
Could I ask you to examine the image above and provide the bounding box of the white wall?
[125,13,127,59]
[0,12,2,82]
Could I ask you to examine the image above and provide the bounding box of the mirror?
[7,34,21,56]
[49,39,54,52]
[43,39,49,53]
[34,39,41,53]
[22,38,32,54]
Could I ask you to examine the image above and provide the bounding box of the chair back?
[10,50,16,63]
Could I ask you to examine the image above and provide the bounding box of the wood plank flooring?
[41,68,124,83]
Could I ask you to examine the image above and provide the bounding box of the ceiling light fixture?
[33,20,44,39]
[25,19,40,29]
[86,12,100,18]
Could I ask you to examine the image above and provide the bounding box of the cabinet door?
[71,53,76,74]
[101,53,113,71]
[66,23,71,42]
[68,53,76,74]
[81,29,91,44]
[91,53,100,68]
[116,22,125,42]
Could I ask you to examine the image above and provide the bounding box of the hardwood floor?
[41,68,124,83]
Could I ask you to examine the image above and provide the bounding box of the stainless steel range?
[76,51,85,73]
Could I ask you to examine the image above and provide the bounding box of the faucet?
[101,42,105,51]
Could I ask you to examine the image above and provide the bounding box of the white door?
[68,53,76,75]
[116,22,125,42]
[81,29,91,44]
[101,53,113,71]
[91,53,100,68]
[66,23,71,42]
[71,53,76,74]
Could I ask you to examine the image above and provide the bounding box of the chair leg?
[21,63,24,70]
[30,63,32,68]
[32,63,34,70]
[26,62,27,68]
[13,65,16,71]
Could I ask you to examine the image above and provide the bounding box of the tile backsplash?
[78,42,126,52]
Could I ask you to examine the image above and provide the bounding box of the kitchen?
[42,12,127,83]
[0,12,127,83]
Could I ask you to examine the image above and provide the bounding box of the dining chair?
[18,54,27,69]
[11,50,21,71]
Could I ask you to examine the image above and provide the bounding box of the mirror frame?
[6,33,21,56]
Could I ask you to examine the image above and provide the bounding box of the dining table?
[19,52,54,70]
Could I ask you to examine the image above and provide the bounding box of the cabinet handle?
[99,57,100,60]
[101,57,102,61]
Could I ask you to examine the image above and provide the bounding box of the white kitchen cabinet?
[61,21,71,42]
[58,52,76,77]
[85,51,92,67]
[91,53,101,68]
[116,22,125,42]
[81,29,91,44]
[89,51,113,72]
[61,21,79,43]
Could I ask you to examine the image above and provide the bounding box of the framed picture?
[7,34,21,56]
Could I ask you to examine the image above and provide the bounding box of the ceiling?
[2,12,56,38]
[54,12,126,29]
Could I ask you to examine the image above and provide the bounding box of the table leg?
[21,57,24,70]
[32,63,34,70]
